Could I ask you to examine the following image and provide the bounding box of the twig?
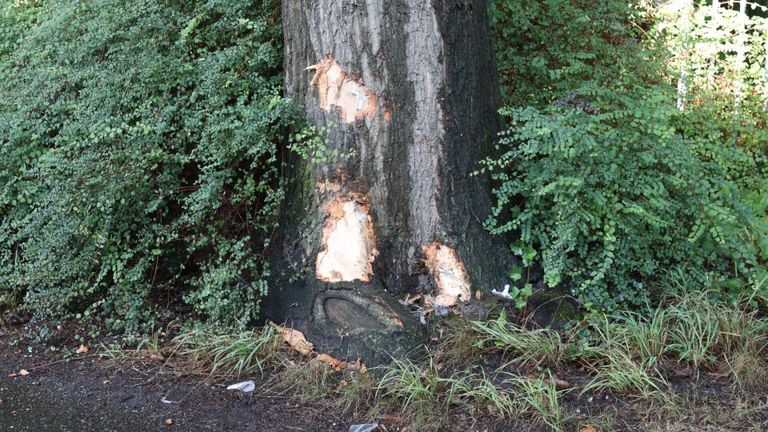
[28,354,98,371]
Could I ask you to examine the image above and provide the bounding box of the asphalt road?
[0,376,162,431]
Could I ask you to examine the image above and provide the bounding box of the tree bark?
[265,0,511,362]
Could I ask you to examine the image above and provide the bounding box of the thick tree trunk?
[265,0,511,362]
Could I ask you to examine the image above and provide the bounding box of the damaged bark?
[265,0,513,363]
[315,191,377,283]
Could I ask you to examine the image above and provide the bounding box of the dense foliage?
[0,0,298,337]
[2,0,767,338]
[487,0,768,310]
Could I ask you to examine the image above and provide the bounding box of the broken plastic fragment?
[226,380,256,393]
[349,424,379,432]
[316,198,377,283]
[422,242,472,307]
[306,55,378,123]
[492,284,513,300]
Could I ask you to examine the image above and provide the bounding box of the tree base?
[261,278,424,364]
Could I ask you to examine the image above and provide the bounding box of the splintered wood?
[270,322,314,356]
[316,194,378,283]
[270,322,367,373]
[306,55,378,123]
[422,241,472,307]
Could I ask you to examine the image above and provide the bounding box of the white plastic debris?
[226,380,256,393]
[349,424,379,432]
[491,284,513,300]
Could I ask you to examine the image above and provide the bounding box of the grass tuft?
[507,373,569,431]
[472,310,566,367]
[173,325,282,378]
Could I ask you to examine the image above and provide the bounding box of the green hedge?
[0,0,299,337]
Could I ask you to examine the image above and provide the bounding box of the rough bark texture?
[264,0,511,363]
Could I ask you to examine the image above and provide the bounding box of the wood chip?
[317,353,347,371]
[269,322,314,356]
[348,359,367,374]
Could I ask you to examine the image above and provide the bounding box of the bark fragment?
[422,241,472,307]
[316,193,377,283]
[306,55,378,123]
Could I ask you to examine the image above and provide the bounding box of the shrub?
[486,1,768,310]
[0,0,299,336]
[481,85,767,310]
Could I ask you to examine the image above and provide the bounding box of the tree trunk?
[265,0,511,363]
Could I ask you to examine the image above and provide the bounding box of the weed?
[267,358,337,404]
[472,310,566,367]
[375,358,452,430]
[447,372,524,418]
[507,373,568,431]
[583,350,669,402]
[333,370,378,417]
[615,309,669,365]
[136,329,164,356]
[663,291,768,373]
[434,317,483,367]
[174,326,281,378]
[726,350,768,392]
[99,342,130,363]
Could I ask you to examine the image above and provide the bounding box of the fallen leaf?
[269,322,314,356]
[580,425,597,432]
[102,380,110,385]
[7,373,16,378]
[164,418,173,426]
[18,369,29,377]
[76,344,89,354]
[317,353,347,371]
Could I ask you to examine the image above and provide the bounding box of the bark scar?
[422,241,472,307]
[316,190,378,283]
[306,55,378,123]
